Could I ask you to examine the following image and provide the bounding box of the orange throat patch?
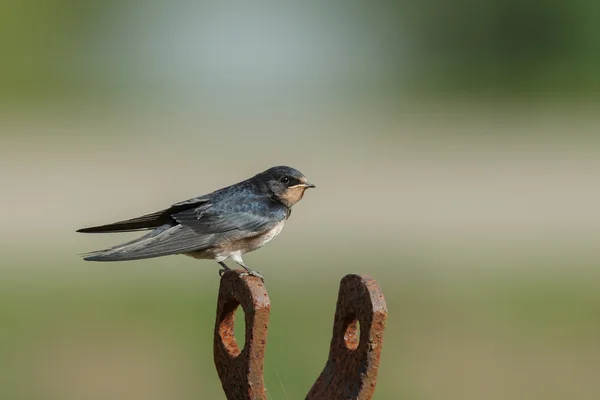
[278,186,308,207]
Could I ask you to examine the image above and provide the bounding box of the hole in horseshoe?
[218,301,246,357]
[234,305,246,349]
[344,316,361,351]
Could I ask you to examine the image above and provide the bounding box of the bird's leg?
[231,254,264,281]
[218,261,231,277]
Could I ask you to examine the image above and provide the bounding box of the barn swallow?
[77,166,315,279]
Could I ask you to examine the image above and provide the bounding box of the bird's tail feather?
[82,224,173,261]
[76,210,171,233]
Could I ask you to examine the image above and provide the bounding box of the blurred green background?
[1,1,600,399]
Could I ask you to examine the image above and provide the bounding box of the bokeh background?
[2,1,600,399]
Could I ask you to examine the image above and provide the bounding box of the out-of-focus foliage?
[0,1,101,97]
[1,1,598,100]
[403,0,600,92]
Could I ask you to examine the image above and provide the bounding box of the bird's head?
[257,166,315,207]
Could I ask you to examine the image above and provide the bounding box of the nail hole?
[344,316,360,351]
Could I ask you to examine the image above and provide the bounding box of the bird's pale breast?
[250,220,285,251]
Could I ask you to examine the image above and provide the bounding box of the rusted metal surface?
[306,274,388,400]
[214,269,270,400]
[213,272,387,399]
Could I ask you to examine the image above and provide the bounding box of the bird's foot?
[240,269,264,282]
[218,262,231,277]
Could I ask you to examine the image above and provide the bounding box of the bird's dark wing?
[173,199,287,236]
[83,223,213,261]
[82,197,287,261]
[173,197,287,241]
[77,195,210,233]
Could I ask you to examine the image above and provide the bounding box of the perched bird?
[77,166,315,279]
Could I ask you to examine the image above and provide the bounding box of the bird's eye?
[280,176,290,184]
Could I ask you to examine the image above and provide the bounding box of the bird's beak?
[290,183,316,189]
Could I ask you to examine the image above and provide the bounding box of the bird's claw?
[218,268,227,277]
[240,269,264,282]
